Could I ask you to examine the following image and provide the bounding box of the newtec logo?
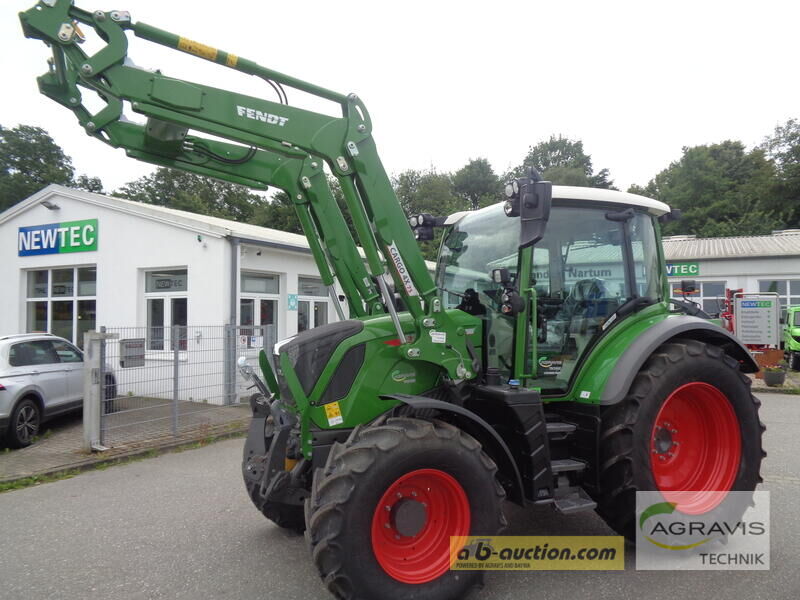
[18,219,98,257]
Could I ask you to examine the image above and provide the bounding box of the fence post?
[223,324,235,406]
[264,324,276,371]
[99,325,107,446]
[172,324,179,435]
[83,329,117,452]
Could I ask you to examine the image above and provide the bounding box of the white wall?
[0,189,346,404]
[0,192,230,334]
[667,256,799,293]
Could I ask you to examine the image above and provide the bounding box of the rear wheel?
[6,397,41,449]
[306,417,506,600]
[596,339,765,540]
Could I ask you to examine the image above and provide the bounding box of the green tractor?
[785,305,800,370]
[21,3,765,598]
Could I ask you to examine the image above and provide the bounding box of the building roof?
[0,184,439,269]
[0,184,313,252]
[663,231,800,260]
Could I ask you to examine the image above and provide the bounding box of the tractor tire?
[789,351,800,372]
[596,339,765,541]
[244,479,306,533]
[306,417,506,600]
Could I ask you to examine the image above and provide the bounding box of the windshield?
[795,311,800,327]
[437,202,662,393]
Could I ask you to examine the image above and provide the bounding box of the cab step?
[550,458,587,473]
[553,487,597,515]
[546,421,577,436]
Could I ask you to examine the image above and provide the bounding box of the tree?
[116,167,261,222]
[0,125,74,211]
[510,134,615,189]
[631,141,782,237]
[452,158,501,210]
[73,174,105,194]
[760,118,800,228]
[252,190,303,234]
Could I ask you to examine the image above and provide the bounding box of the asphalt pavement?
[0,392,798,600]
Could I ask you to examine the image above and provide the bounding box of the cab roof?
[444,185,670,225]
[551,186,670,215]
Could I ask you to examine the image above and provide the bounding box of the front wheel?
[595,339,765,540]
[306,417,506,600]
[789,351,800,371]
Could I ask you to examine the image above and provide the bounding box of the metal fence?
[84,325,275,449]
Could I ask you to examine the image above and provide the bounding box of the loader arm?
[20,0,477,380]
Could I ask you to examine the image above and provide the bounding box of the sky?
[2,0,799,195]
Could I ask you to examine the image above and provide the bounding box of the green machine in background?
[785,305,800,370]
[21,3,765,598]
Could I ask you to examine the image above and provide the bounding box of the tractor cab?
[436,186,669,394]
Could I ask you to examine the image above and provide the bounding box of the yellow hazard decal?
[324,402,343,426]
[177,37,218,61]
[226,53,238,68]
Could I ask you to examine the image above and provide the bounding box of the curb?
[752,387,800,396]
[0,423,247,487]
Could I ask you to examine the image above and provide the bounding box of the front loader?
[21,3,765,599]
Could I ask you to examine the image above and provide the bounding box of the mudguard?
[600,316,759,405]
[383,393,525,505]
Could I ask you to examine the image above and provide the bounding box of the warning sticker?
[177,37,218,61]
[430,330,447,344]
[324,402,343,426]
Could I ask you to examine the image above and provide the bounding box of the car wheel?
[103,374,119,414]
[7,398,41,449]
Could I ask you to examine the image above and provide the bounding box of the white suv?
[0,334,116,448]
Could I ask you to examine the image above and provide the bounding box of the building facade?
[0,185,344,348]
[663,232,800,318]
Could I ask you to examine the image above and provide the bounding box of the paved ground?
[0,392,797,600]
[0,402,249,482]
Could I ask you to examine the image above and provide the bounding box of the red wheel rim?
[371,468,470,584]
[650,382,741,514]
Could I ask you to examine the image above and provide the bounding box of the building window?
[24,267,96,347]
[298,276,329,333]
[145,269,188,350]
[759,279,800,319]
[671,280,727,315]
[240,271,280,346]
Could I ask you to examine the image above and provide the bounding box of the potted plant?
[763,361,788,387]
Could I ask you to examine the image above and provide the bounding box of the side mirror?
[680,279,697,295]
[503,169,552,249]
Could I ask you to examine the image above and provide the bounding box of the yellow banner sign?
[450,536,625,570]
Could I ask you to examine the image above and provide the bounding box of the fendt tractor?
[21,2,765,598]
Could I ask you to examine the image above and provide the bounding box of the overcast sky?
[3,0,799,195]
